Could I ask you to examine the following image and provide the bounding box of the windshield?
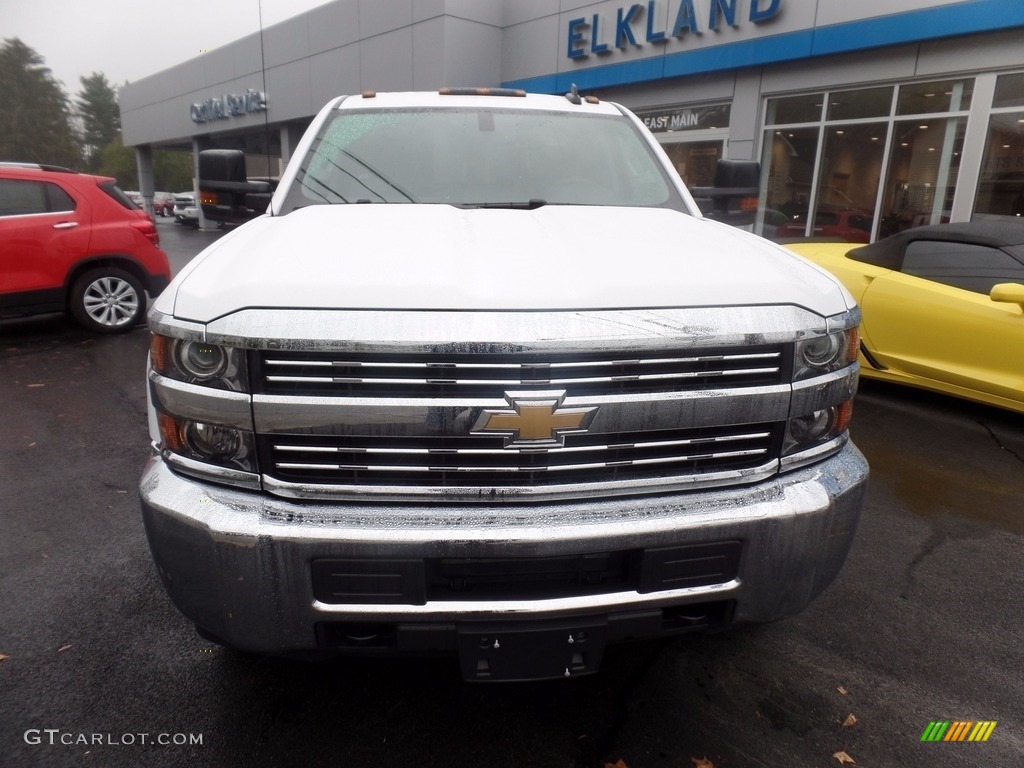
[279,106,684,213]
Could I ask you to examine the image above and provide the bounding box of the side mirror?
[689,159,761,227]
[198,149,275,225]
[990,282,1024,311]
[198,149,247,184]
[711,159,760,189]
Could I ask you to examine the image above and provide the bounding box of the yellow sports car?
[785,222,1024,413]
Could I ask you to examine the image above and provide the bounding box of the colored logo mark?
[921,721,997,742]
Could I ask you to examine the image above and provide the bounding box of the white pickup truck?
[140,88,867,681]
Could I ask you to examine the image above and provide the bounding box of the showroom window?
[973,72,1024,221]
[760,79,973,242]
[633,103,731,189]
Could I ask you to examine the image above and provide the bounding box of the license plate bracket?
[457,618,607,682]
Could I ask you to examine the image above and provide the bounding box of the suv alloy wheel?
[70,267,146,332]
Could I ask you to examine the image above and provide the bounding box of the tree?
[76,72,120,171]
[94,134,137,189]
[152,149,194,193]
[0,37,81,167]
[93,135,194,193]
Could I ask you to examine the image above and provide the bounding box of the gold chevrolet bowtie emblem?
[473,391,597,449]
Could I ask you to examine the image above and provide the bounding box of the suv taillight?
[130,219,160,246]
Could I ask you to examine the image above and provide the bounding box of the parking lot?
[2,217,1022,767]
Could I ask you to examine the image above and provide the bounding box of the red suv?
[0,164,171,333]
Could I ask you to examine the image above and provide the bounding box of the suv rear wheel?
[70,268,146,333]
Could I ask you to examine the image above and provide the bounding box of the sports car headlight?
[794,327,859,381]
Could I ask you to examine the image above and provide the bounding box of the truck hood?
[163,205,852,322]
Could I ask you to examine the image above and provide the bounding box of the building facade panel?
[813,0,965,27]
[431,0,505,27]
[501,0,560,28]
[435,17,504,88]
[412,18,448,90]
[309,46,363,107]
[358,0,415,39]
[264,14,316,69]
[265,59,314,120]
[119,0,1024,235]
[307,0,363,53]
[500,16,562,85]
[359,27,416,91]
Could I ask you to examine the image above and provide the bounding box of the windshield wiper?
[339,150,418,203]
[456,199,548,210]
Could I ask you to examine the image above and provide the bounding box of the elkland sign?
[567,0,782,59]
[189,89,267,124]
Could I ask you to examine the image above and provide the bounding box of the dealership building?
[120,0,1024,240]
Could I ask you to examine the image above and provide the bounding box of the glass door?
[659,138,725,188]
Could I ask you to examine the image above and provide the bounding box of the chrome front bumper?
[139,442,868,655]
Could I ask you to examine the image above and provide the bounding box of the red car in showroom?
[776,206,874,242]
[0,163,171,333]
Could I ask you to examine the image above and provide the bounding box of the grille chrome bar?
[256,349,786,396]
[265,368,781,386]
[273,431,772,457]
[277,449,769,475]
[262,353,782,369]
[261,425,781,492]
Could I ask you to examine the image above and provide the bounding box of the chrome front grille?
[243,321,801,500]
[253,347,787,397]
[260,423,782,488]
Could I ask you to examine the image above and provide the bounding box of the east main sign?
[567,0,782,58]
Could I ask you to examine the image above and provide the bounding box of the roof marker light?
[439,87,526,97]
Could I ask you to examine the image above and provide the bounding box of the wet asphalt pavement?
[2,217,1022,767]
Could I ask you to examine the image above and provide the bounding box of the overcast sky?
[2,0,334,98]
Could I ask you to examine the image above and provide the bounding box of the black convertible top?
[848,220,1024,269]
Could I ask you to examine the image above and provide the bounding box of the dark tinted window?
[0,179,78,216]
[98,180,139,210]
[993,73,1024,109]
[46,183,75,212]
[902,240,1024,294]
[827,86,893,120]
[765,94,823,124]
[0,179,48,216]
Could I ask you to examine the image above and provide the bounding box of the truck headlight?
[150,334,247,391]
[178,341,228,379]
[786,400,853,447]
[150,331,258,488]
[794,328,858,381]
[184,421,243,460]
[783,315,860,470]
[158,412,257,475]
[782,398,855,466]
